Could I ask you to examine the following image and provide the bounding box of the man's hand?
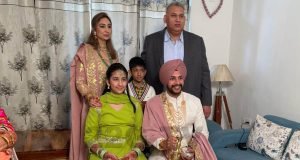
[159,136,179,151]
[120,150,137,160]
[203,106,211,119]
[181,146,194,160]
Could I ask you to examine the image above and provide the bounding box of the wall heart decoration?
[202,0,223,18]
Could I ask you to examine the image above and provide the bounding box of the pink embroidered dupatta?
[142,95,170,144]
[142,95,217,160]
[69,44,89,160]
[69,43,117,160]
[189,133,217,160]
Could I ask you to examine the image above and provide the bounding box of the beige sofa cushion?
[282,130,300,160]
[247,115,292,159]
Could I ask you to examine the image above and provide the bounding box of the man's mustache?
[171,84,183,88]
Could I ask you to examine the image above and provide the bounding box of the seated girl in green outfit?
[84,63,146,160]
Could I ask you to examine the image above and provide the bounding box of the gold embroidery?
[79,63,84,72]
[76,61,89,96]
[75,44,117,98]
[85,45,115,96]
[161,92,186,160]
[161,92,186,137]
[189,139,204,160]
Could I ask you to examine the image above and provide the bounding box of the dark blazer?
[141,28,212,106]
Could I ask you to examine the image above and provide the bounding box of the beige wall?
[190,0,233,66]
[228,0,300,128]
[190,0,300,128]
[190,0,234,127]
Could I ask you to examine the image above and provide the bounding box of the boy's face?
[131,66,146,83]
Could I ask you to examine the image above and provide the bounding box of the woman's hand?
[103,152,119,160]
[85,93,101,107]
[88,97,102,108]
[120,150,137,160]
[135,142,145,151]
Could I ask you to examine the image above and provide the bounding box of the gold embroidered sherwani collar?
[165,91,184,108]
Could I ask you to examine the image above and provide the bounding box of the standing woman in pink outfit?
[70,12,118,160]
[0,107,17,160]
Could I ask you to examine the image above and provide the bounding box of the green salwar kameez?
[85,92,146,160]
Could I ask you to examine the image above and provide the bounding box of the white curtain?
[0,0,188,152]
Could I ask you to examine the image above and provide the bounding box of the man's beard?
[166,84,183,96]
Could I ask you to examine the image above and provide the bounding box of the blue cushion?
[264,115,300,132]
[210,128,250,149]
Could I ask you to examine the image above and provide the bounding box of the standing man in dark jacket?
[141,2,212,118]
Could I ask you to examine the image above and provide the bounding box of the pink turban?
[159,59,187,86]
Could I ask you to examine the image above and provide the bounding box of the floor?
[17,149,68,160]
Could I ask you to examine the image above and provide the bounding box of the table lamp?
[211,64,234,128]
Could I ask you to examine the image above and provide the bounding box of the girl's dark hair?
[106,63,136,113]
[86,12,117,60]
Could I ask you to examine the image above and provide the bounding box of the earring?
[93,31,96,36]
[107,85,110,89]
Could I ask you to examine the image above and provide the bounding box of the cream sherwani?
[143,91,208,160]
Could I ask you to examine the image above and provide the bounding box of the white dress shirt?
[164,31,184,62]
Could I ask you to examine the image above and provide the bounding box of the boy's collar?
[132,80,146,88]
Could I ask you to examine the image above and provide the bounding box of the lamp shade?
[211,64,234,82]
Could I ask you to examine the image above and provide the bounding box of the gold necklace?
[97,48,113,67]
[161,92,185,160]
[99,47,107,52]
[161,92,186,137]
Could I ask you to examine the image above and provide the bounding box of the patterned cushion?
[247,115,292,159]
[282,130,300,160]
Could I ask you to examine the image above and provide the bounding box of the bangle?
[100,149,107,159]
[135,141,145,151]
[2,132,14,147]
[0,126,8,131]
[1,136,9,146]
[96,148,102,156]
[132,147,141,156]
[7,132,15,146]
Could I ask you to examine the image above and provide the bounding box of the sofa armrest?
[209,128,250,149]
[207,120,223,134]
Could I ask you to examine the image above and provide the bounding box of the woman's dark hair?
[106,63,136,113]
[87,12,117,60]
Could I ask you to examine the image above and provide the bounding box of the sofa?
[207,115,300,160]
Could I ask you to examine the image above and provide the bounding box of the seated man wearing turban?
[142,59,216,160]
